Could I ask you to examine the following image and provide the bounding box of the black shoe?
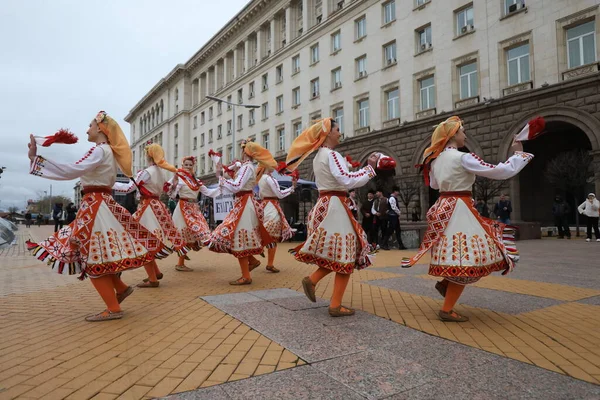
[381,246,390,250]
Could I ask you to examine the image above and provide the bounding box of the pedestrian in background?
[66,203,77,224]
[552,195,571,239]
[494,194,512,224]
[52,203,64,232]
[578,193,600,242]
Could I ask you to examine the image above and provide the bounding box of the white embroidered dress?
[403,147,534,284]
[291,147,376,274]
[29,144,163,277]
[258,174,295,241]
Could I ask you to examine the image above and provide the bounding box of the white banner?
[213,193,234,222]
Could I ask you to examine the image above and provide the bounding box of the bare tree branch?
[396,177,421,221]
[472,176,506,205]
[544,149,593,191]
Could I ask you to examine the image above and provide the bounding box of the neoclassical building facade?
[127,0,600,225]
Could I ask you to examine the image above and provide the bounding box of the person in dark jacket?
[552,195,571,239]
[25,212,32,228]
[52,203,64,232]
[361,190,375,246]
[372,189,389,249]
[476,198,489,218]
[494,194,512,224]
[65,203,77,224]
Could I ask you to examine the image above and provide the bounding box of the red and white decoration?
[34,129,78,147]
[514,116,546,142]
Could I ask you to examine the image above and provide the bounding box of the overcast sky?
[0,0,249,211]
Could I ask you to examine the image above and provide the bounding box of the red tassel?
[291,170,300,180]
[208,149,222,158]
[40,129,78,147]
[163,182,171,193]
[276,161,288,173]
[527,116,546,140]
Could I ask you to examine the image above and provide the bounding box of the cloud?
[0,0,248,211]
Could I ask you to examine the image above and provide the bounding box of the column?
[233,48,238,79]
[302,0,309,32]
[321,0,328,20]
[509,175,521,221]
[213,65,219,93]
[223,55,229,86]
[270,18,276,54]
[256,29,263,61]
[244,39,250,74]
[285,6,292,46]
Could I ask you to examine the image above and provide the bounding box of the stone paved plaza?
[1,226,599,399]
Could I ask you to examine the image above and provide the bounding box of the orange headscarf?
[243,140,276,182]
[284,118,332,172]
[422,116,463,165]
[96,111,133,177]
[145,143,177,173]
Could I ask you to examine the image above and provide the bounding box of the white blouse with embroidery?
[166,175,220,200]
[219,162,256,195]
[430,147,534,192]
[313,147,376,191]
[259,174,294,199]
[30,143,117,187]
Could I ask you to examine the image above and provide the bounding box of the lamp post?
[205,95,260,161]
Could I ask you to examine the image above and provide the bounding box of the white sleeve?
[219,164,252,194]
[390,197,401,214]
[200,184,221,198]
[113,170,149,194]
[329,151,376,189]
[165,175,182,199]
[461,151,534,180]
[578,201,586,214]
[371,203,377,215]
[30,146,105,181]
[267,175,294,199]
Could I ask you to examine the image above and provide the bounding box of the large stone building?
[126,0,600,226]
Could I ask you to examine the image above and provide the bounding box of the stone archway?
[498,106,600,223]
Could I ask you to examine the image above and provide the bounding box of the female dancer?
[208,139,276,285]
[113,143,187,287]
[28,111,165,321]
[257,167,296,272]
[283,119,379,317]
[402,116,533,322]
[166,156,220,271]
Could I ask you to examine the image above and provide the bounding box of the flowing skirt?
[172,199,211,251]
[259,199,294,242]
[32,191,167,279]
[290,194,372,274]
[134,197,189,257]
[402,193,518,285]
[208,194,274,257]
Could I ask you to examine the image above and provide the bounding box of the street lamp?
[205,95,260,160]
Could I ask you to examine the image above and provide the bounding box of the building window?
[217,102,223,115]
[456,5,474,36]
[333,107,344,133]
[310,44,320,64]
[208,129,213,143]
[384,41,397,65]
[292,55,300,74]
[201,132,205,147]
[262,73,269,90]
[567,21,596,69]
[383,1,396,24]
[227,95,232,110]
[209,107,213,120]
[193,136,197,150]
[174,123,178,138]
[332,68,342,89]
[416,0,428,5]
[419,76,435,110]
[200,156,206,175]
[459,62,478,99]
[356,56,367,78]
[292,87,301,106]
[293,121,302,138]
[201,112,205,125]
[385,88,400,120]
[262,102,269,119]
[331,30,341,53]
[227,120,232,135]
[217,124,223,139]
[263,132,270,149]
[507,43,530,85]
[504,0,525,15]
[311,78,320,98]
[193,116,198,129]
[249,109,255,125]
[276,95,284,114]
[277,127,285,151]
[417,25,432,53]
[226,146,232,164]
[355,16,367,40]
[237,114,243,130]
[357,99,369,128]
[276,64,283,82]
[174,144,178,162]
[249,82,255,98]
[237,89,243,104]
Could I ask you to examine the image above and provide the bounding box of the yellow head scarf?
[145,143,177,173]
[422,116,463,165]
[95,111,133,177]
[242,140,277,172]
[284,118,332,172]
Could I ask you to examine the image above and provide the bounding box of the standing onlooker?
[578,193,600,242]
[36,213,43,227]
[552,195,571,239]
[384,186,406,250]
[371,189,389,250]
[25,212,32,228]
[52,203,64,233]
[65,203,77,224]
[476,198,489,218]
[348,189,358,220]
[494,194,512,224]
[361,190,375,246]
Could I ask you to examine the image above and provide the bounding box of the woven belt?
[440,191,472,198]
[82,186,112,195]
[235,191,254,198]
[319,191,347,198]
